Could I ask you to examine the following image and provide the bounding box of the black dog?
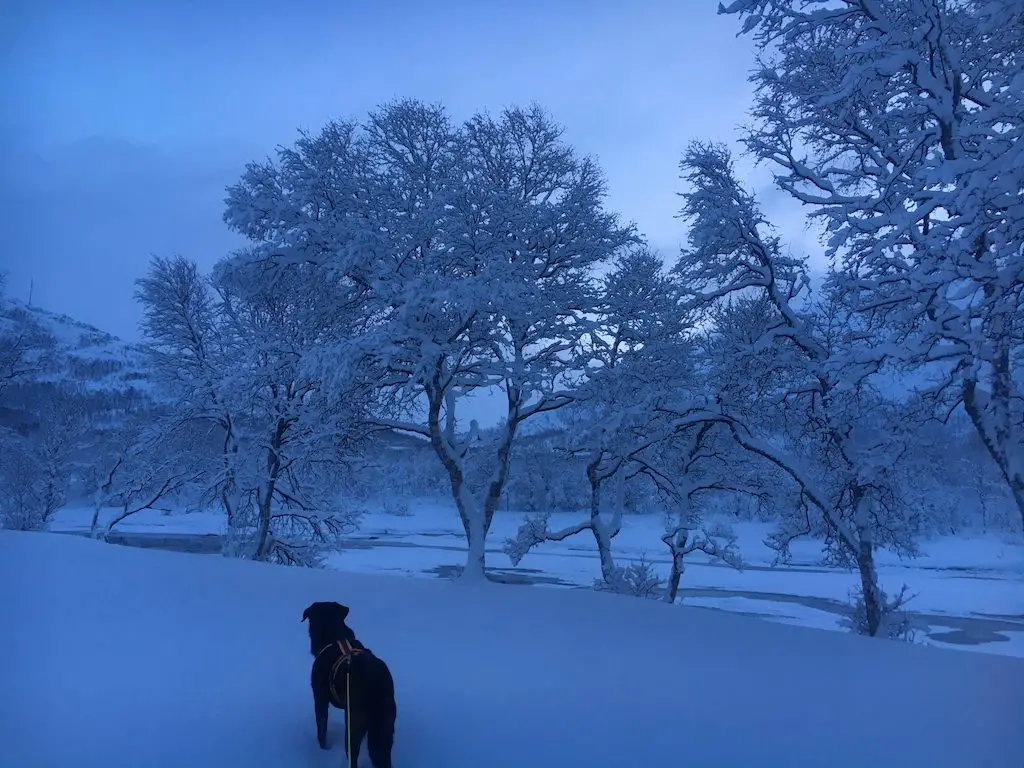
[301,601,397,768]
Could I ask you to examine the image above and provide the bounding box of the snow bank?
[2,531,1021,767]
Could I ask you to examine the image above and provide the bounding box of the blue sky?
[0,0,822,342]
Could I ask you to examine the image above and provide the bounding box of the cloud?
[0,138,250,340]
[2,0,776,342]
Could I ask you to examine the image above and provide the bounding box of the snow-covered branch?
[676,139,930,636]
[223,100,636,579]
[720,0,1024,532]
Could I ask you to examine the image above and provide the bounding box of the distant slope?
[0,299,161,434]
[1,299,153,394]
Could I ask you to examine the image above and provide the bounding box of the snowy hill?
[0,298,162,437]
[1,529,1021,767]
[0,298,154,400]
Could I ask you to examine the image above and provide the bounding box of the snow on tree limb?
[720,0,1024,531]
[676,136,931,635]
[223,100,636,579]
[135,251,371,564]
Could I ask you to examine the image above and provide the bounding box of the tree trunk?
[253,492,274,560]
[219,413,240,530]
[90,458,121,539]
[458,493,488,582]
[475,419,516,572]
[963,357,1024,533]
[585,460,621,584]
[1006,476,1024,535]
[253,419,287,560]
[593,524,617,584]
[852,486,883,637]
[856,532,882,637]
[664,529,688,603]
[456,449,515,582]
[89,504,103,539]
[428,386,518,582]
[220,489,237,532]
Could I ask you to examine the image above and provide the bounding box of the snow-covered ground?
[51,500,1024,658]
[2,529,1022,767]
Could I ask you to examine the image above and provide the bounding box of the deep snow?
[2,530,1022,767]
[50,502,1024,657]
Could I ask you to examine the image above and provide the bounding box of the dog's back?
[323,641,397,767]
[303,601,396,768]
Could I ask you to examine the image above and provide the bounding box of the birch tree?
[720,0,1024,530]
[0,299,56,397]
[224,100,635,580]
[136,255,243,527]
[0,390,83,531]
[136,255,365,564]
[659,422,753,604]
[503,247,689,585]
[676,142,917,636]
[86,419,204,539]
[210,255,368,564]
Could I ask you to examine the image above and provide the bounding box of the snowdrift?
[1,531,1021,767]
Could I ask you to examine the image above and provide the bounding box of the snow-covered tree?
[0,390,83,531]
[0,441,41,530]
[0,301,55,397]
[676,142,918,636]
[85,418,204,539]
[135,254,365,565]
[588,247,686,369]
[503,247,694,585]
[0,333,31,397]
[503,433,588,514]
[658,422,753,603]
[502,413,633,586]
[223,100,636,579]
[209,254,369,563]
[721,0,1024,531]
[502,246,752,595]
[135,255,243,526]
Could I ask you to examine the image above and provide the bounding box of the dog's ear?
[301,605,313,623]
[336,603,350,622]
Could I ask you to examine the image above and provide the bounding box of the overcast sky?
[0,0,823,343]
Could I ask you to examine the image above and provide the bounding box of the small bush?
[841,583,920,643]
[595,551,663,599]
[381,498,412,517]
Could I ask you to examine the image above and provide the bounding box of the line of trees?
[1,0,1019,637]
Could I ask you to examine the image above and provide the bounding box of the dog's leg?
[313,683,330,750]
[368,659,397,768]
[344,716,368,768]
[367,723,394,768]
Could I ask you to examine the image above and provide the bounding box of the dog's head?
[301,601,355,655]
